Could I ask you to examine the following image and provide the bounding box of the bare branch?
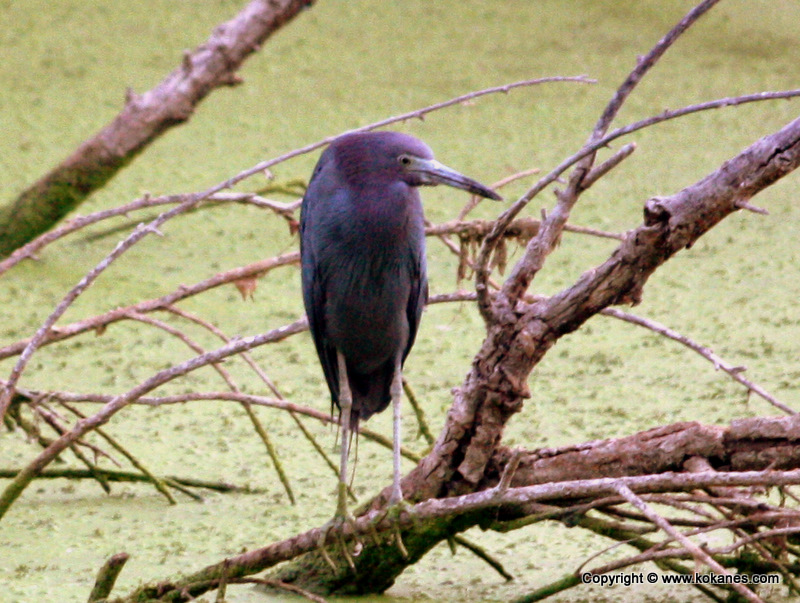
[220,76,595,195]
[0,0,317,256]
[0,319,306,521]
[615,483,764,603]
[0,192,297,277]
[580,142,637,190]
[485,87,800,320]
[120,469,800,602]
[475,0,724,320]
[604,308,796,414]
[0,252,299,362]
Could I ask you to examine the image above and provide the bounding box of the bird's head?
[330,131,502,201]
[398,152,502,201]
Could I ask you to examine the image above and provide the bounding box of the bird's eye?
[398,155,411,166]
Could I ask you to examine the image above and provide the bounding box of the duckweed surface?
[1,1,799,601]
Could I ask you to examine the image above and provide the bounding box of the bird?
[300,131,500,519]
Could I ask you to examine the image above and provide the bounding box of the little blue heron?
[300,131,500,518]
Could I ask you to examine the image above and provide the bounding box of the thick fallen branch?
[0,0,316,257]
[108,451,800,602]
[501,415,800,489]
[102,415,800,602]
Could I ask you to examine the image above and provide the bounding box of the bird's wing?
[403,250,428,365]
[300,196,340,412]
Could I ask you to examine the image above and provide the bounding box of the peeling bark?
[497,414,800,490]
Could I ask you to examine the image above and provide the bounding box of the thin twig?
[425,217,622,240]
[0,219,195,421]
[0,252,299,362]
[0,193,296,278]
[615,483,764,603]
[126,310,296,504]
[601,308,796,414]
[6,386,423,463]
[458,167,542,220]
[60,401,177,504]
[220,77,595,194]
[452,534,514,581]
[31,403,112,494]
[165,304,352,502]
[0,468,256,492]
[580,142,637,190]
[402,378,435,446]
[0,319,307,521]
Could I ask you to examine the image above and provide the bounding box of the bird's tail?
[347,361,394,429]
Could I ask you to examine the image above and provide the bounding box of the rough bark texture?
[267,115,800,594]
[0,0,315,257]
[119,416,800,602]
[500,414,800,489]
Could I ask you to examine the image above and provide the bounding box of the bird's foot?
[317,487,361,571]
[317,511,360,571]
[387,496,414,517]
[381,495,415,559]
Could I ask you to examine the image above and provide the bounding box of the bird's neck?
[349,183,422,238]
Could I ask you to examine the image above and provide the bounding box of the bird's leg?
[316,351,359,569]
[382,355,416,556]
[336,350,353,518]
[390,355,404,505]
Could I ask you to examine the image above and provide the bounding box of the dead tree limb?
[111,458,800,602]
[0,0,316,257]
[402,112,800,506]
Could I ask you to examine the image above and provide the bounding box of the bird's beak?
[408,157,502,200]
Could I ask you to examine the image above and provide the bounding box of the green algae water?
[1,1,800,601]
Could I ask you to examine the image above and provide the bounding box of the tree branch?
[0,0,316,257]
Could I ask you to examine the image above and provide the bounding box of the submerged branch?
[88,553,130,603]
[0,320,306,521]
[0,468,256,492]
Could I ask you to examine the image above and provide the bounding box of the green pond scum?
[1,0,800,601]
